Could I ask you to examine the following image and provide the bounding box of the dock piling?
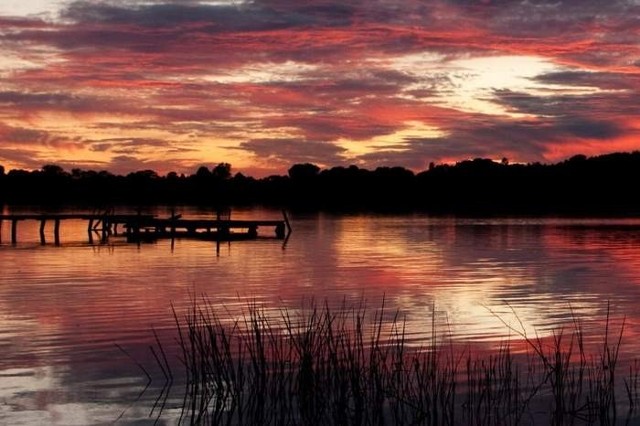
[54,219,61,246]
[282,210,292,236]
[101,216,109,243]
[87,218,94,243]
[11,219,17,245]
[39,219,47,244]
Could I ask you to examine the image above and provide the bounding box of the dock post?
[39,219,47,244]
[87,218,94,243]
[282,210,292,236]
[249,226,258,238]
[101,217,109,243]
[11,219,17,244]
[170,218,176,249]
[54,219,61,246]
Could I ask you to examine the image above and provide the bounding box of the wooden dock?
[122,216,291,243]
[0,211,291,245]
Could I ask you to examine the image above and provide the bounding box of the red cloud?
[0,1,639,173]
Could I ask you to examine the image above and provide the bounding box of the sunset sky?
[0,1,639,176]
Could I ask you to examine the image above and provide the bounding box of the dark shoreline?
[1,151,640,216]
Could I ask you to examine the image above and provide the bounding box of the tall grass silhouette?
[148,298,640,425]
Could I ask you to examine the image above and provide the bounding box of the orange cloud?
[0,1,639,173]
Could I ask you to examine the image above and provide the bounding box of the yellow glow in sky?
[202,61,317,84]
[391,54,603,117]
[338,121,446,157]
[0,0,63,18]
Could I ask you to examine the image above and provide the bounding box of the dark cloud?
[62,1,354,30]
[355,109,626,170]
[0,91,74,105]
[106,155,153,173]
[534,71,637,91]
[5,127,49,144]
[266,115,399,141]
[0,125,82,149]
[106,154,185,174]
[5,26,180,53]
[88,138,172,153]
[495,89,640,125]
[0,148,44,166]
[354,129,532,170]
[238,138,346,165]
[556,118,621,140]
[480,0,639,34]
[0,90,103,112]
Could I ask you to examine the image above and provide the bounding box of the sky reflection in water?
[1,208,640,423]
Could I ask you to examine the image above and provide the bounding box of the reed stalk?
[145,298,639,425]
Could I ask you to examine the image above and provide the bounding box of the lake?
[1,206,640,424]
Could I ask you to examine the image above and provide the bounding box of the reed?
[148,298,640,425]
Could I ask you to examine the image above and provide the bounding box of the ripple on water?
[3,210,640,423]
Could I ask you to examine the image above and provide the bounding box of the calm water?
[1,206,640,424]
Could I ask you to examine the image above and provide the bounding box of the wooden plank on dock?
[0,214,155,221]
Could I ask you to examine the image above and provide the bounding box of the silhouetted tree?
[196,166,211,178]
[288,163,320,180]
[212,163,231,180]
[42,164,66,176]
[1,151,640,213]
[7,169,29,178]
[568,154,587,163]
[128,170,158,180]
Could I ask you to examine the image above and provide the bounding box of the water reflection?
[1,209,640,423]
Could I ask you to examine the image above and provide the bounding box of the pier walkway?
[0,211,291,245]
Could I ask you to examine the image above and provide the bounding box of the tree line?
[0,151,639,214]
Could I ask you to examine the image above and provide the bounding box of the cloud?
[534,71,633,91]
[0,90,112,116]
[0,147,44,166]
[102,154,196,174]
[353,92,630,169]
[0,91,77,105]
[61,1,355,31]
[238,138,347,165]
[0,124,82,149]
[556,118,621,140]
[88,137,172,153]
[0,0,639,174]
[109,154,153,171]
